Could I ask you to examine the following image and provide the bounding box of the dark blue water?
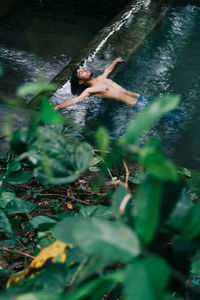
[114,0,200,168]
[51,0,200,168]
[67,0,200,169]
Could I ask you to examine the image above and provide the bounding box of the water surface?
[54,0,200,169]
[0,0,107,97]
[115,0,200,168]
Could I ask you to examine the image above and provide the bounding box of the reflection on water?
[0,0,107,97]
[0,47,70,97]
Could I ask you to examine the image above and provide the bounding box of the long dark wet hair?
[70,67,86,95]
[70,68,79,87]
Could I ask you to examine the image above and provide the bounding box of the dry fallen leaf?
[66,202,73,209]
[8,240,73,287]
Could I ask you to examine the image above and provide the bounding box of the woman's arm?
[54,88,93,110]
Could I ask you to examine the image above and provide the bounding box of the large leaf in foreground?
[168,190,193,230]
[139,139,178,182]
[63,271,124,300]
[33,127,92,185]
[95,126,109,155]
[112,185,130,219]
[124,255,169,300]
[52,216,81,245]
[11,126,93,185]
[74,218,140,261]
[53,217,140,261]
[10,127,35,155]
[40,97,64,125]
[124,95,180,145]
[134,176,162,246]
[180,203,200,241]
[16,81,57,98]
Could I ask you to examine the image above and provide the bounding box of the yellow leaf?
[8,240,73,287]
[26,240,71,273]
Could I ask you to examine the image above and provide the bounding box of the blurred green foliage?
[0,83,200,299]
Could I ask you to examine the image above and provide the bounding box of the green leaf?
[13,263,67,295]
[0,208,13,234]
[95,127,109,154]
[112,185,130,218]
[34,164,78,185]
[66,246,88,267]
[159,182,182,223]
[125,255,169,300]
[53,217,140,262]
[33,128,92,185]
[128,170,147,184]
[139,139,178,182]
[36,237,56,252]
[0,192,16,208]
[79,205,113,220]
[6,170,32,184]
[10,127,35,155]
[168,190,193,230]
[0,239,17,247]
[24,151,41,167]
[89,156,102,172]
[6,159,21,173]
[134,176,162,245]
[63,271,124,300]
[2,192,36,214]
[124,95,180,145]
[180,203,200,241]
[74,218,140,262]
[40,97,64,125]
[90,156,102,166]
[89,166,101,172]
[0,177,6,195]
[11,292,61,300]
[75,142,93,173]
[11,126,92,186]
[52,216,81,245]
[191,251,200,274]
[30,216,58,230]
[16,81,57,98]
